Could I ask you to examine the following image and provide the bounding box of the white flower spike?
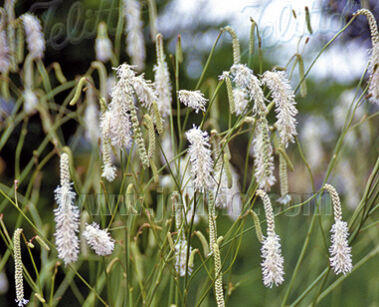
[83,223,115,256]
[256,190,285,288]
[324,184,353,275]
[186,126,214,192]
[262,70,298,147]
[54,153,80,265]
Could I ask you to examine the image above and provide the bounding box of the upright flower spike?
[123,0,145,71]
[253,117,276,191]
[178,90,208,113]
[154,33,172,118]
[13,228,29,307]
[262,70,298,147]
[95,22,113,63]
[230,64,267,115]
[354,9,379,104]
[256,190,285,288]
[54,153,80,265]
[186,126,214,192]
[21,14,45,59]
[83,223,115,256]
[324,184,353,275]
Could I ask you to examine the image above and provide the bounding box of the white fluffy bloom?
[0,30,10,73]
[232,87,249,115]
[123,0,145,71]
[324,184,353,275]
[154,34,172,117]
[107,77,133,148]
[132,74,157,109]
[175,238,192,277]
[257,190,284,287]
[83,223,115,256]
[261,233,285,287]
[262,71,298,147]
[186,126,214,192]
[329,220,353,275]
[178,90,208,113]
[100,111,117,182]
[24,89,38,114]
[95,37,113,62]
[230,64,267,115]
[21,14,45,59]
[115,64,157,110]
[252,117,276,191]
[54,153,80,265]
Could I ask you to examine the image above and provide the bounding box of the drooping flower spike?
[13,228,29,307]
[354,9,379,105]
[256,190,285,288]
[252,117,276,191]
[95,22,113,63]
[324,184,353,275]
[261,70,298,147]
[186,126,214,192]
[230,64,267,115]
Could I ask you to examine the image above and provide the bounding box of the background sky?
[158,0,369,82]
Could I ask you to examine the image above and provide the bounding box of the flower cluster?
[230,64,267,115]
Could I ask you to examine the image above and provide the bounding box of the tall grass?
[0,2,378,307]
